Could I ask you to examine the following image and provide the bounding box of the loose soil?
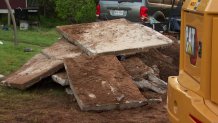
[0,80,168,123]
[137,42,180,82]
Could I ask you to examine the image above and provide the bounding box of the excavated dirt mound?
[137,42,180,81]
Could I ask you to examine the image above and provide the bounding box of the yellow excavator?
[167,0,218,122]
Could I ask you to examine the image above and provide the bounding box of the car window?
[163,0,180,5]
[101,0,142,2]
[148,0,162,3]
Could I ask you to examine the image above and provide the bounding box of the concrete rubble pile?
[0,19,173,111]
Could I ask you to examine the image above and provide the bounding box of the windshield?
[101,0,142,2]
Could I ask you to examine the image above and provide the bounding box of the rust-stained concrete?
[57,19,173,56]
[41,39,82,60]
[64,55,147,111]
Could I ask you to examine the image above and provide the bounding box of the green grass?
[0,28,60,47]
[0,41,42,75]
[0,27,60,75]
[39,16,67,28]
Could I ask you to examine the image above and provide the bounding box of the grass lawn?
[0,28,59,47]
[0,28,60,75]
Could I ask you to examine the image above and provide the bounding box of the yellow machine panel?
[167,0,218,122]
[183,12,202,82]
[211,18,218,104]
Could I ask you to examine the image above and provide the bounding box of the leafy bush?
[37,0,56,17]
[39,16,67,28]
[55,0,96,23]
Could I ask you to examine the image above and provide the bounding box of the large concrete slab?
[1,54,63,89]
[57,19,173,56]
[64,55,147,111]
[1,39,82,90]
[41,38,82,60]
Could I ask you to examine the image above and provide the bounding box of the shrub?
[55,0,96,23]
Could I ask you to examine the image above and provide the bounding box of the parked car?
[96,0,182,22]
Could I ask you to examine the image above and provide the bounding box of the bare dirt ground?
[0,81,168,123]
[0,40,179,123]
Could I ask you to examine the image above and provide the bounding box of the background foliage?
[55,0,96,23]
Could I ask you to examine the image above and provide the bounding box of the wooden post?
[7,10,11,26]
[4,0,18,46]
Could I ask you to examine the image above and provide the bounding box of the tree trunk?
[4,0,18,46]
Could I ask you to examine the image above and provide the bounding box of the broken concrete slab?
[52,71,69,86]
[65,87,74,95]
[1,54,63,90]
[41,38,82,60]
[134,77,167,94]
[146,73,167,94]
[147,98,163,105]
[0,74,4,81]
[121,57,167,94]
[57,19,173,56]
[64,55,147,111]
[120,57,155,81]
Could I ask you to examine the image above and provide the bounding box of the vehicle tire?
[96,18,102,22]
[153,11,166,22]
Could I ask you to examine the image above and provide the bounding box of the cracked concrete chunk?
[64,55,147,111]
[57,19,173,56]
[52,71,69,86]
[120,57,155,81]
[121,57,167,94]
[65,87,74,95]
[0,74,4,81]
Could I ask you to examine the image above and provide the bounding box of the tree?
[55,0,96,23]
[38,0,56,17]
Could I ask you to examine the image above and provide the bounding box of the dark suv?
[96,0,182,22]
